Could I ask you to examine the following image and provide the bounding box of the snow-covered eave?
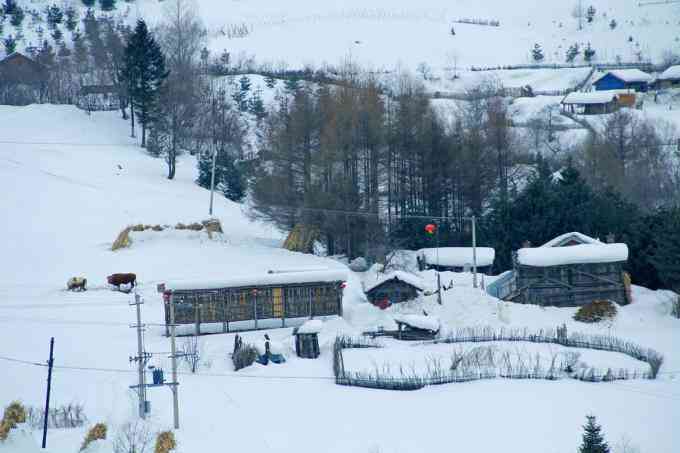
[418,247,495,267]
[166,270,347,291]
[540,232,603,248]
[517,243,629,267]
[592,69,652,84]
[364,271,428,293]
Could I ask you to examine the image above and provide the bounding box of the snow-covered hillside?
[5,0,680,71]
[1,105,680,453]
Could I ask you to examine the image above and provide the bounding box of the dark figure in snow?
[107,273,137,291]
[450,26,455,35]
[233,334,242,355]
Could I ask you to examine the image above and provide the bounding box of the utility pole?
[472,215,478,289]
[169,294,180,429]
[578,0,583,30]
[208,147,217,217]
[41,337,54,449]
[436,224,442,305]
[130,293,147,419]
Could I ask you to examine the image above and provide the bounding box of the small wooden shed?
[511,233,629,307]
[657,65,680,89]
[561,91,620,115]
[293,319,323,358]
[393,314,440,340]
[364,272,427,309]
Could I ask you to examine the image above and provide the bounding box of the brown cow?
[107,273,137,291]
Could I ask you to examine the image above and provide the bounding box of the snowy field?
[0,105,679,452]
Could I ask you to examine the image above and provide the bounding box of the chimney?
[606,233,615,244]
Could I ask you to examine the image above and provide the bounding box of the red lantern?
[340,281,348,289]
[425,224,437,235]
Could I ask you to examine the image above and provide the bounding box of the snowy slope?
[5,0,680,72]
[1,106,679,453]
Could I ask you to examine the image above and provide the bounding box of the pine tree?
[99,0,116,12]
[232,75,251,111]
[566,43,580,63]
[51,27,63,42]
[264,75,276,89]
[3,34,16,54]
[649,207,680,293]
[3,0,16,15]
[586,5,596,23]
[123,19,168,147]
[532,43,544,62]
[584,43,596,62]
[196,151,245,202]
[284,76,300,92]
[46,4,63,29]
[248,88,267,120]
[609,19,617,30]
[65,6,77,31]
[9,5,23,27]
[578,415,610,453]
[81,0,95,7]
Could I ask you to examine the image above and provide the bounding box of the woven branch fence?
[333,326,663,391]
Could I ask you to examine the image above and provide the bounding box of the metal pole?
[41,337,54,449]
[472,216,478,289]
[134,294,146,419]
[436,224,442,305]
[169,295,180,430]
[208,148,217,216]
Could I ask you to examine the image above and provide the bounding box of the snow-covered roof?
[593,69,652,84]
[659,65,680,81]
[364,271,428,293]
[418,247,495,267]
[561,91,618,105]
[165,270,347,291]
[540,232,603,248]
[296,319,324,334]
[517,243,629,267]
[393,314,440,332]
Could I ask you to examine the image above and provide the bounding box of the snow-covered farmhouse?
[0,52,48,105]
[656,65,680,89]
[417,247,495,273]
[161,270,346,335]
[592,69,652,92]
[510,232,630,307]
[364,271,427,309]
[560,91,621,115]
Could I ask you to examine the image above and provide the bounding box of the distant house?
[0,52,48,105]
[364,272,427,309]
[510,232,629,307]
[656,65,680,89]
[561,91,621,115]
[592,69,651,92]
[417,247,495,273]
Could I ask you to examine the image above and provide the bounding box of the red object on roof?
[425,224,436,235]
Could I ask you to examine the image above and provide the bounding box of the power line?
[0,140,137,147]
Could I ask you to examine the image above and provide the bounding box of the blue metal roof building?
[593,69,652,92]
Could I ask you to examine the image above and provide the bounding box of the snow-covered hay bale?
[111,219,225,250]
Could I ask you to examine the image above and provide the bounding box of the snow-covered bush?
[349,257,369,272]
[113,421,152,453]
[81,423,107,451]
[573,300,617,323]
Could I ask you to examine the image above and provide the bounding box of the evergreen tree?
[46,4,63,29]
[123,19,168,147]
[51,27,63,42]
[232,75,251,111]
[284,75,300,92]
[196,151,245,202]
[3,34,16,54]
[584,43,596,62]
[531,43,544,62]
[264,74,277,89]
[248,88,266,119]
[609,19,617,30]
[3,0,16,15]
[72,31,89,73]
[566,43,580,63]
[586,5,596,23]
[81,0,95,7]
[64,6,77,31]
[649,207,680,292]
[578,415,610,453]
[9,5,23,27]
[99,0,116,12]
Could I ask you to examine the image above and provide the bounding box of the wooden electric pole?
[41,337,54,449]
[169,294,180,429]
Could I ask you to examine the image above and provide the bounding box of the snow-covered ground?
[1,105,679,452]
